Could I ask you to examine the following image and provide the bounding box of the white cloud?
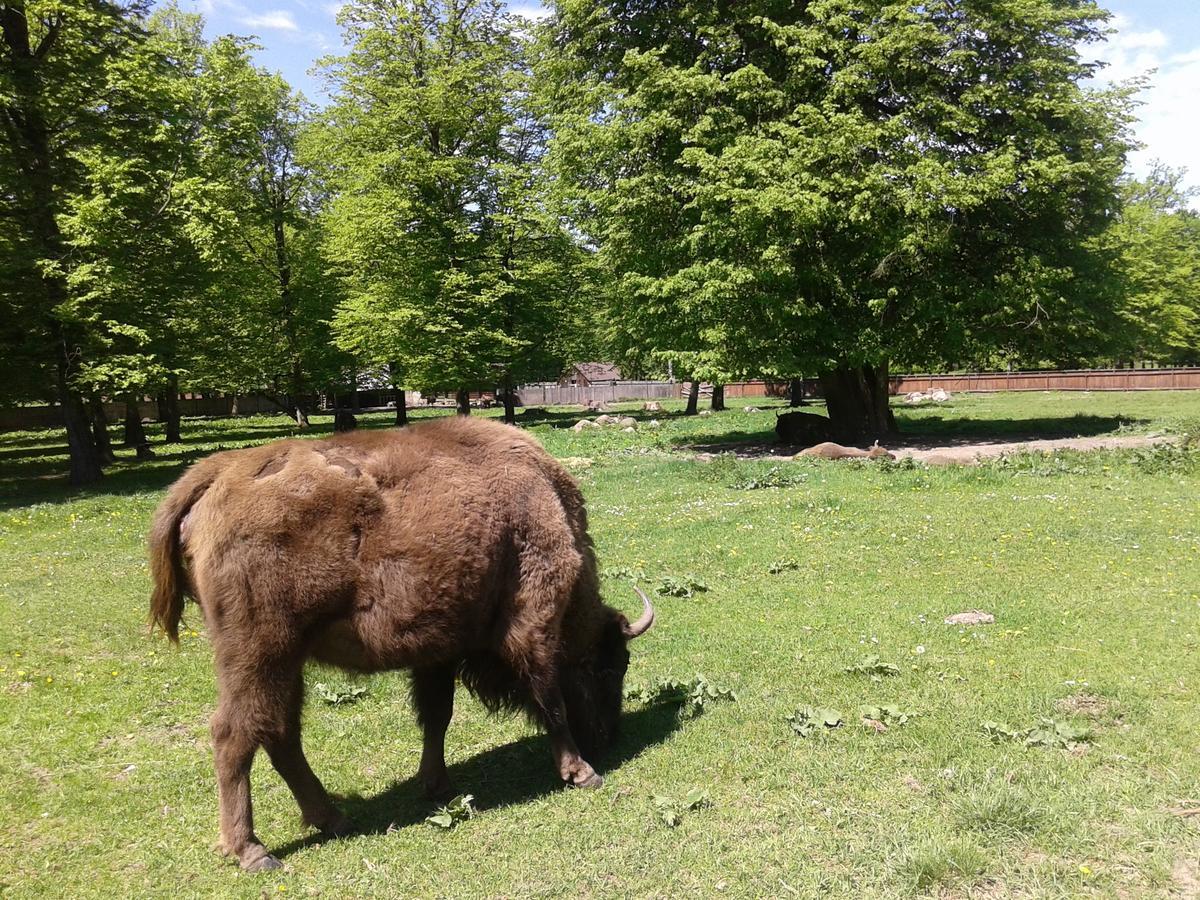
[1092,14,1200,203]
[238,10,300,32]
[1096,20,1167,84]
[509,3,550,20]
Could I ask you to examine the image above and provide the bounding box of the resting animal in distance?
[148,417,654,871]
[796,441,896,460]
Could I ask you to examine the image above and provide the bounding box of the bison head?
[563,586,655,759]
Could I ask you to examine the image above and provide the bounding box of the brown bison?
[148,417,654,871]
[795,441,896,461]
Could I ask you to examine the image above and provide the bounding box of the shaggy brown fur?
[149,417,653,872]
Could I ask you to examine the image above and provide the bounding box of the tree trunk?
[87,395,116,464]
[389,361,408,427]
[121,397,140,447]
[710,384,725,411]
[789,378,807,407]
[288,359,310,427]
[456,388,471,416]
[157,375,182,443]
[685,380,700,415]
[394,390,408,427]
[58,369,103,485]
[818,362,897,443]
[501,375,516,424]
[122,397,154,458]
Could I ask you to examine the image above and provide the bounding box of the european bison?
[148,417,654,871]
[796,441,896,461]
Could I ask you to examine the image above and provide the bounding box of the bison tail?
[148,461,217,643]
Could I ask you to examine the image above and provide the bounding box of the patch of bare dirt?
[691,432,1174,464]
[892,434,1171,466]
[1172,859,1200,898]
[945,610,995,626]
[1056,692,1112,718]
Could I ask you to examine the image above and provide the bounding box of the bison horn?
[622,585,655,639]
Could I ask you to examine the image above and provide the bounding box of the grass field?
[2,391,1200,897]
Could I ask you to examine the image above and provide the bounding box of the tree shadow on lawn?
[270,703,683,861]
[0,418,368,509]
[893,411,1145,443]
[676,411,1149,456]
[0,448,209,510]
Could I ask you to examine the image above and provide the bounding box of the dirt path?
[690,433,1174,464]
[891,433,1171,465]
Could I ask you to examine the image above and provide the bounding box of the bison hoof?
[318,814,354,839]
[240,849,283,873]
[569,770,604,789]
[421,773,454,801]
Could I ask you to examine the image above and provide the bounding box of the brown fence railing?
[889,368,1200,394]
[4,369,1198,432]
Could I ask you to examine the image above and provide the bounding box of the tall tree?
[182,37,348,425]
[315,0,583,422]
[0,0,151,483]
[550,0,1134,440]
[59,5,214,450]
[1104,167,1200,366]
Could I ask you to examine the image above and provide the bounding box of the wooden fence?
[889,368,1200,394]
[516,381,679,406]
[4,369,1198,432]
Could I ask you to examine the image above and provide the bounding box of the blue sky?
[181,0,1200,196]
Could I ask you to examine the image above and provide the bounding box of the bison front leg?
[411,663,456,799]
[532,681,603,789]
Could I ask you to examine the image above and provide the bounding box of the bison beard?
[147,417,653,872]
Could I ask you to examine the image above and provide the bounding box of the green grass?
[2,392,1200,897]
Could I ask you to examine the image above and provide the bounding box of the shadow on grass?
[270,703,683,860]
[893,411,1145,441]
[676,411,1150,456]
[0,409,606,507]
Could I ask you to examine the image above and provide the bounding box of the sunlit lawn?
[1,392,1199,897]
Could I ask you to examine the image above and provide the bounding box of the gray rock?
[944,610,994,626]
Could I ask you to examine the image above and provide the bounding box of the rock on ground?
[944,610,995,626]
[903,389,953,404]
